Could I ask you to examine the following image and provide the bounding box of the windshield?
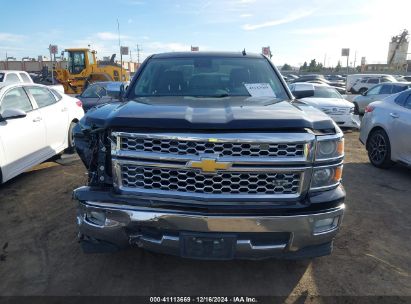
[66,51,86,74]
[131,57,288,99]
[82,83,122,98]
[313,86,342,99]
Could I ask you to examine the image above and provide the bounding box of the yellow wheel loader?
[55,48,129,94]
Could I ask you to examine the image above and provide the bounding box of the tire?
[366,129,394,168]
[66,122,77,154]
[358,87,367,95]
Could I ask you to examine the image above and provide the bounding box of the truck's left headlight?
[311,164,343,190]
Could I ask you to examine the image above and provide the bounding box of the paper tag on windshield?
[244,83,276,97]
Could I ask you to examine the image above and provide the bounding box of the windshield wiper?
[263,99,286,106]
[188,93,231,98]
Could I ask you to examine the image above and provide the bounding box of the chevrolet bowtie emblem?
[189,158,231,173]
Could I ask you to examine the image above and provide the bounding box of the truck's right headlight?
[311,164,343,190]
[315,137,344,161]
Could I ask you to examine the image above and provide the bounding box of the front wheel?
[66,122,77,154]
[367,129,393,168]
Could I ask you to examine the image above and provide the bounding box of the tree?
[335,61,342,72]
[308,59,317,71]
[300,61,308,71]
[281,63,292,71]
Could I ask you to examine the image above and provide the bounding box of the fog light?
[313,216,339,234]
[87,210,106,226]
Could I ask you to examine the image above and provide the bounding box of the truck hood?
[82,96,336,131]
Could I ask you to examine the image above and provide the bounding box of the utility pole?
[117,19,123,81]
[346,55,349,74]
[323,53,327,67]
[136,44,141,64]
[353,50,357,68]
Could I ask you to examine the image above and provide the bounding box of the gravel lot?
[0,131,410,297]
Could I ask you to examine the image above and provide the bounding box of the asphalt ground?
[0,131,410,299]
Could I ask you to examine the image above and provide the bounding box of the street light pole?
[117,19,123,81]
[346,55,349,75]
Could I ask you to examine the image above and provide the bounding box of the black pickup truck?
[73,52,345,260]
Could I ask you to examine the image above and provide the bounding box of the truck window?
[131,57,288,100]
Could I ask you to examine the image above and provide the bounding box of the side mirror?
[0,108,27,122]
[292,83,315,99]
[361,91,367,96]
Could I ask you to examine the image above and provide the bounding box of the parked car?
[326,75,345,82]
[353,82,411,114]
[393,75,408,82]
[290,82,359,129]
[73,52,345,259]
[77,81,127,112]
[292,74,345,89]
[360,89,411,168]
[0,70,33,84]
[0,83,84,183]
[350,76,397,94]
[306,80,346,94]
[346,74,396,92]
[285,74,299,81]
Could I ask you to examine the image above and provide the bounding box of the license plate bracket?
[181,232,236,260]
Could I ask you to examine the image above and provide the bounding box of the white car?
[0,83,84,183]
[0,70,33,84]
[290,82,360,129]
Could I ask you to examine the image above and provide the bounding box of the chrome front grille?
[120,164,301,195]
[119,136,305,158]
[111,132,315,199]
[321,107,350,115]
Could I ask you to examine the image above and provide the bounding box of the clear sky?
[1,0,410,67]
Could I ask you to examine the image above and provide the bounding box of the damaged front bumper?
[74,186,345,260]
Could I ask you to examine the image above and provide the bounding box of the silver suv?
[350,76,396,94]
